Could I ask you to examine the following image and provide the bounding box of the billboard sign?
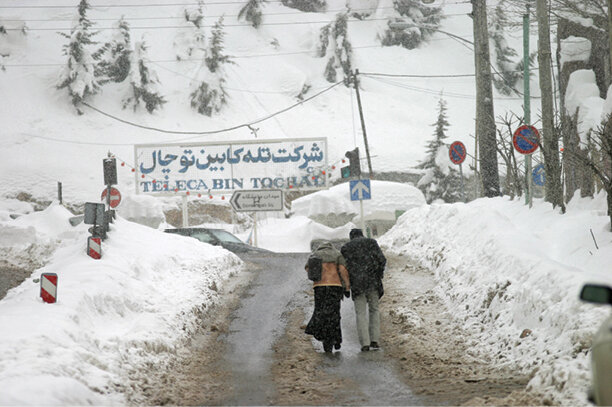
[134,138,328,195]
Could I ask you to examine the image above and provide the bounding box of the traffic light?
[345,148,361,178]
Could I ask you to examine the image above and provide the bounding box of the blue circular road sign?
[513,125,540,155]
[532,163,545,186]
[449,141,467,165]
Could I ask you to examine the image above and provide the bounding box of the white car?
[580,283,612,406]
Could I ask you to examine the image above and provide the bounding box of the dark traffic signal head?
[345,147,361,177]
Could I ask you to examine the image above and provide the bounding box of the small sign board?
[532,163,546,186]
[349,179,371,201]
[230,190,283,212]
[513,125,540,155]
[449,141,467,165]
[40,273,58,304]
[84,202,105,225]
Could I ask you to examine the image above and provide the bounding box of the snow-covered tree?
[174,3,205,60]
[56,0,100,114]
[96,17,132,83]
[238,0,265,28]
[190,17,233,116]
[379,0,444,50]
[318,13,353,85]
[489,2,529,96]
[417,98,463,203]
[123,40,166,113]
[281,0,326,13]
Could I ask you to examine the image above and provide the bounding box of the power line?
[0,0,471,9]
[79,79,344,138]
[0,2,284,9]
[4,19,476,31]
[0,9,470,22]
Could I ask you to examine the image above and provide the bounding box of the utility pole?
[608,0,612,84]
[471,0,500,197]
[536,0,564,210]
[523,4,532,207]
[352,69,374,178]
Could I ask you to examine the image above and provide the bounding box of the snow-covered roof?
[292,180,426,218]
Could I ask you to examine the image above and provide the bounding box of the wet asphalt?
[220,252,421,406]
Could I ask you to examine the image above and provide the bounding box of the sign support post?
[523,6,533,208]
[513,125,540,208]
[253,212,258,247]
[349,179,371,233]
[449,141,467,202]
[182,195,189,227]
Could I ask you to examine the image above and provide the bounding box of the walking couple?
[304,228,387,353]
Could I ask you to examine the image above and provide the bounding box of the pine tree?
[56,0,100,114]
[174,3,206,60]
[489,2,522,96]
[379,0,444,50]
[97,17,132,83]
[123,40,166,113]
[319,13,353,85]
[417,98,463,203]
[190,17,233,116]
[238,0,265,28]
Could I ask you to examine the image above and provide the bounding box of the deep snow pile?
[379,193,612,405]
[0,204,242,405]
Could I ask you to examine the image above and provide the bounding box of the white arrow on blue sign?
[349,179,371,201]
[532,163,546,186]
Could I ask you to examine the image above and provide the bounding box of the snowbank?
[379,194,612,405]
[0,204,242,405]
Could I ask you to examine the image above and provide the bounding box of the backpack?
[307,255,322,281]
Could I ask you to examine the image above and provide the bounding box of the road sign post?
[448,141,467,201]
[349,179,371,233]
[513,125,540,208]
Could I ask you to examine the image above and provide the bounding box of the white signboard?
[134,138,328,195]
[230,190,283,212]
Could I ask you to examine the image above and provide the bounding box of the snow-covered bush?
[378,0,443,50]
[281,0,326,12]
[238,0,265,28]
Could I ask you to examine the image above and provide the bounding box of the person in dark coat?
[305,241,351,353]
[341,228,386,351]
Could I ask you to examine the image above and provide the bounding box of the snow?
[0,204,241,405]
[1,0,611,405]
[565,69,604,144]
[379,193,612,404]
[559,36,591,67]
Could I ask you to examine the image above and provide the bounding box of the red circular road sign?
[449,141,467,165]
[513,125,540,155]
[101,187,122,208]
